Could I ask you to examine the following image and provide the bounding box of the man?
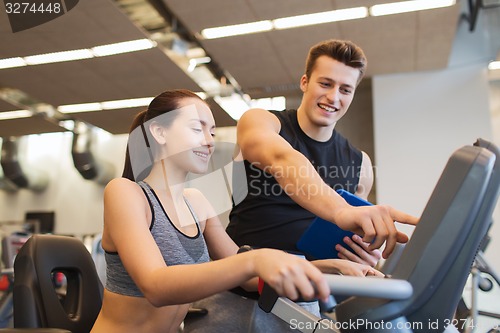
[227,39,418,269]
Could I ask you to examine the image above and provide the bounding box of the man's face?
[300,55,360,128]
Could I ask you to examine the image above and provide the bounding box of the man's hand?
[333,205,419,259]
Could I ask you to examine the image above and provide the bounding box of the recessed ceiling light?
[100,97,154,110]
[91,39,156,57]
[488,61,500,71]
[273,7,368,29]
[0,38,156,69]
[58,103,102,113]
[370,0,456,16]
[201,20,273,39]
[0,57,27,69]
[24,49,94,65]
[0,110,32,120]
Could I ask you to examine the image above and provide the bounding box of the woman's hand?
[312,258,384,277]
[336,234,382,267]
[252,249,330,302]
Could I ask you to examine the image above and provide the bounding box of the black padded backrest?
[335,144,497,332]
[13,234,103,333]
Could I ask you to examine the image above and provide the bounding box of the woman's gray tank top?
[105,181,210,297]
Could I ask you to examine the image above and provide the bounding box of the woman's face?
[156,98,216,174]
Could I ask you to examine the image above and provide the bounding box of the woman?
[91,89,377,333]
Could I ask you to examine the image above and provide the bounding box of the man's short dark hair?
[305,39,367,85]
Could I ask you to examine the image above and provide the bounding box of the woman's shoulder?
[183,188,214,220]
[104,178,150,219]
[183,187,207,204]
[105,178,144,197]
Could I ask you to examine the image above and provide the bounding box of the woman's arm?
[103,179,329,307]
[184,188,259,291]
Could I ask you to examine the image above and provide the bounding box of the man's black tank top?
[227,109,362,252]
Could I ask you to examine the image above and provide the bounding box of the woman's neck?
[143,161,187,200]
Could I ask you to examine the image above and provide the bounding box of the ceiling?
[0,0,481,136]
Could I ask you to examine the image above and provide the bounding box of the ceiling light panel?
[370,0,456,16]
[273,7,368,29]
[201,20,273,39]
[0,110,32,120]
[91,39,156,57]
[24,49,94,65]
[489,61,500,70]
[0,57,27,69]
